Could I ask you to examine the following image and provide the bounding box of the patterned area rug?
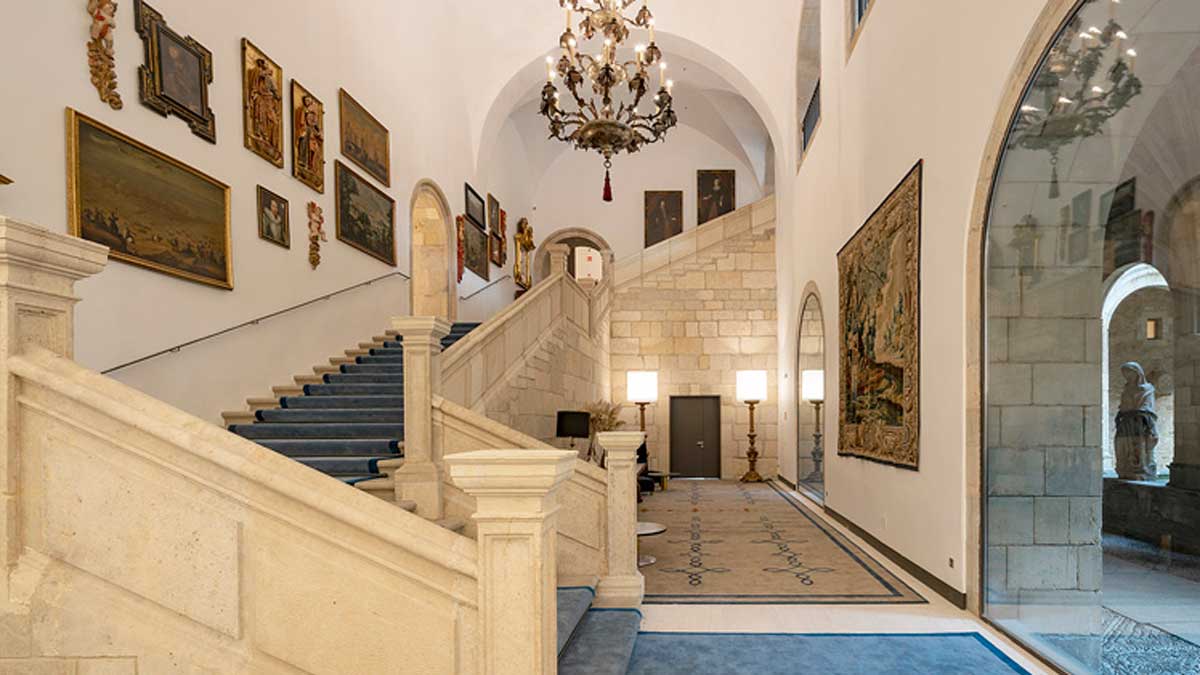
[637,480,925,604]
[627,632,1029,674]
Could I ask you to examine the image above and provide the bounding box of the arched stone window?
[981,1,1200,670]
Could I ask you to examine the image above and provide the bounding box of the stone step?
[229,422,403,440]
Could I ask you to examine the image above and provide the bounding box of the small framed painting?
[338,89,390,186]
[134,0,216,143]
[291,80,325,193]
[463,219,490,281]
[241,39,284,167]
[697,169,735,225]
[645,190,683,247]
[335,161,395,266]
[1110,177,1137,221]
[488,193,501,232]
[257,186,290,249]
[465,183,486,228]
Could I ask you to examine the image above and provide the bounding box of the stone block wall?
[610,201,778,479]
[985,221,1104,629]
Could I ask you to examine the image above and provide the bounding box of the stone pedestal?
[547,244,570,277]
[446,449,576,675]
[391,316,452,518]
[0,216,107,565]
[595,431,645,607]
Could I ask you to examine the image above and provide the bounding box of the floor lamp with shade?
[737,370,768,482]
[627,371,658,432]
[801,370,825,482]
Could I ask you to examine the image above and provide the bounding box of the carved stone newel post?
[0,217,107,566]
[595,431,645,607]
[547,243,570,278]
[391,316,452,518]
[447,449,576,675]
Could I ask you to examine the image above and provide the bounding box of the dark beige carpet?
[637,480,925,604]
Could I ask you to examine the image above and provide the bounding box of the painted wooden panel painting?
[67,109,232,289]
[837,161,922,469]
[242,39,284,167]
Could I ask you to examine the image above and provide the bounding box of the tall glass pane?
[796,293,825,499]
[984,0,1200,671]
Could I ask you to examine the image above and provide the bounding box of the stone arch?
[794,281,826,499]
[534,227,615,283]
[795,0,821,169]
[408,179,457,320]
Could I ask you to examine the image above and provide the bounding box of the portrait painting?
[697,169,735,225]
[837,161,922,470]
[133,0,215,143]
[465,183,486,228]
[67,109,231,289]
[335,161,395,266]
[291,80,325,193]
[257,186,289,249]
[241,39,284,167]
[464,219,490,282]
[644,190,683,248]
[338,89,389,186]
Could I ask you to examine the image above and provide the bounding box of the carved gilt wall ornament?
[0,174,12,186]
[307,202,326,269]
[241,39,284,167]
[291,80,325,193]
[87,0,123,110]
[514,217,535,290]
[133,0,216,143]
[837,160,922,470]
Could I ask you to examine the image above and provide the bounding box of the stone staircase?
[557,585,642,674]
[221,321,480,528]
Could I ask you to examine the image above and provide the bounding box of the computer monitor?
[556,411,591,442]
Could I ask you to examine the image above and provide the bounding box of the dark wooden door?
[670,396,721,478]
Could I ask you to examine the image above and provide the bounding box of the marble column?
[391,316,452,518]
[547,243,570,278]
[595,431,645,608]
[0,216,107,565]
[446,449,576,675]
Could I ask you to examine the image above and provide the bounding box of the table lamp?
[627,371,658,432]
[801,370,825,481]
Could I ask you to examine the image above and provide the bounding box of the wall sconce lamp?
[736,370,768,483]
[627,371,658,432]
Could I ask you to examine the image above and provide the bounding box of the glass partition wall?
[984,0,1200,671]
[796,292,825,500]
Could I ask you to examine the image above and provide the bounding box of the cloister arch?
[408,179,458,321]
[533,227,614,284]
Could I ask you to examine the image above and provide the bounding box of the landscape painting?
[697,169,735,225]
[338,89,389,186]
[644,190,683,247]
[464,219,490,281]
[837,161,921,470]
[67,109,231,289]
[335,161,395,265]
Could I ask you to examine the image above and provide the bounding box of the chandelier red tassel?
[603,162,613,202]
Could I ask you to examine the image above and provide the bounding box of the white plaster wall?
[776,0,1049,593]
[532,124,764,263]
[0,1,523,419]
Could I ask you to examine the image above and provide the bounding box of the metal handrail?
[458,274,512,301]
[102,271,410,374]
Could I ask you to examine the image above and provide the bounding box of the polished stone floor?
[1102,534,1200,648]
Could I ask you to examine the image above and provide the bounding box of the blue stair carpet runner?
[558,586,642,675]
[228,322,479,484]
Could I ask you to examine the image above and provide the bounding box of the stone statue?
[1115,361,1158,481]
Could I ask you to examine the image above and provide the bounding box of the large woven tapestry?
[837,161,922,469]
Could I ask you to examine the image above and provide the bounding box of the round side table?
[637,521,667,567]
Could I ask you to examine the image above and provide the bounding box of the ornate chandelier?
[1010,5,1142,198]
[540,0,678,201]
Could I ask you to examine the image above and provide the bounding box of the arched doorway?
[534,228,614,284]
[977,0,1200,670]
[409,180,457,320]
[795,286,825,501]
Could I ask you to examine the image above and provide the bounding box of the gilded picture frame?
[66,108,232,289]
[291,80,325,193]
[133,0,216,143]
[837,160,922,470]
[465,183,486,228]
[256,186,290,249]
[334,161,396,266]
[338,89,390,187]
[241,39,284,168]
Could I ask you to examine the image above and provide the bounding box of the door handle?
[696,441,705,448]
